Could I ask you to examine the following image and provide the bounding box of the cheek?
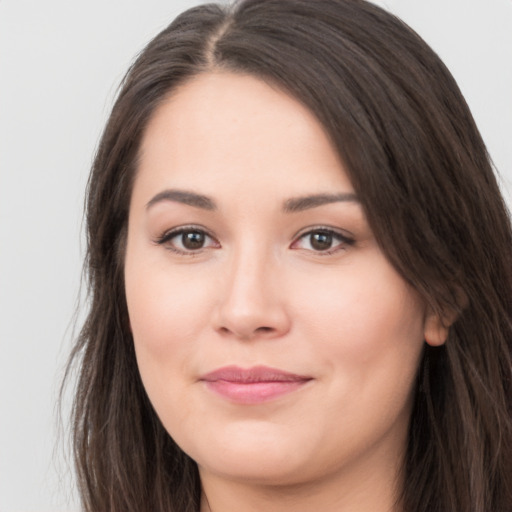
[125,262,216,438]
[124,246,215,412]
[299,256,424,345]
[292,257,426,396]
[125,250,212,351]
[283,261,426,466]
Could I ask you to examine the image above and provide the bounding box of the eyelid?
[154,224,220,254]
[154,224,354,256]
[292,225,354,241]
[290,225,355,254]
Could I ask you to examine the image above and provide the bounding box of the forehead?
[135,72,353,202]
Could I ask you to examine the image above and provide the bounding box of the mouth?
[199,365,313,404]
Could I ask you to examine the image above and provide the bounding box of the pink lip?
[199,365,312,404]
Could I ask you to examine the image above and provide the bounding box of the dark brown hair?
[66,0,512,510]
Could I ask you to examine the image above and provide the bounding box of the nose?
[213,247,291,341]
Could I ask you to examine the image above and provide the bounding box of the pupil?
[182,231,205,249]
[311,232,332,251]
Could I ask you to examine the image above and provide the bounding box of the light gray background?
[1,1,511,511]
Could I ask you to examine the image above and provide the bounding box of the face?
[125,72,444,489]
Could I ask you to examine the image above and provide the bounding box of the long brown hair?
[65,1,512,510]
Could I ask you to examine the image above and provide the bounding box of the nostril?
[256,326,274,334]
[217,325,275,339]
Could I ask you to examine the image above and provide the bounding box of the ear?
[424,287,467,346]
[424,308,456,347]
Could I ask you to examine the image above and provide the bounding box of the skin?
[125,72,447,512]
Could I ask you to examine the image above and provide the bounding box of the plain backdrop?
[1,1,511,510]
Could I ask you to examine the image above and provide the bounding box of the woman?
[67,0,512,510]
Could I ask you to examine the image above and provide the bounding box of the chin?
[181,421,316,485]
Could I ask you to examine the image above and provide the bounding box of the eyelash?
[155,225,355,256]
[155,225,219,255]
[291,226,355,255]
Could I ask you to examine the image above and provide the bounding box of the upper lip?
[200,365,312,383]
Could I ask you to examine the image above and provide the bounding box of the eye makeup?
[154,225,220,255]
[153,222,356,258]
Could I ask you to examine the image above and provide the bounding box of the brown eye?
[181,231,206,250]
[291,228,354,255]
[309,231,333,251]
[157,227,219,254]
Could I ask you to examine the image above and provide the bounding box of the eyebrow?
[146,189,217,211]
[145,189,359,213]
[283,193,359,212]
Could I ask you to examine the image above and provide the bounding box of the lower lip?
[203,380,310,404]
